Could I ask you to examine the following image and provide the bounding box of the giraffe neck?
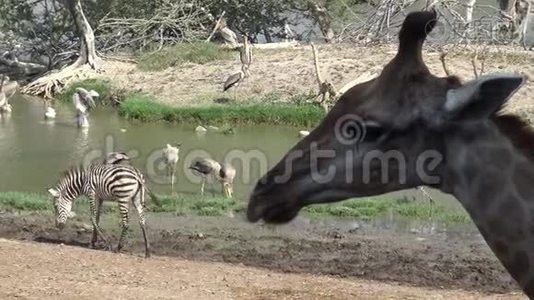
[444,126,534,296]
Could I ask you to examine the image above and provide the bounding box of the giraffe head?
[247,10,527,223]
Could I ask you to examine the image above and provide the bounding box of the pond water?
[0,95,464,213]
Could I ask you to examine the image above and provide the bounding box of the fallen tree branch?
[206,11,226,42]
[0,55,47,77]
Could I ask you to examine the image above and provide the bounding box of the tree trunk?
[20,0,100,98]
[465,0,477,24]
[308,2,335,43]
[499,0,517,19]
[66,0,98,69]
[496,0,530,44]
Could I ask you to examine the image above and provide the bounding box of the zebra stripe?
[49,163,151,258]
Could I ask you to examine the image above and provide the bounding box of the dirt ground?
[0,238,523,300]
[0,211,527,299]
[98,44,533,115]
[4,44,532,298]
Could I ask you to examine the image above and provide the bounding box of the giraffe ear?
[443,73,526,121]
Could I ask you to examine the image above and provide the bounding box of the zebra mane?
[56,164,85,187]
[60,164,85,176]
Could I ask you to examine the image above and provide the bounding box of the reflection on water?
[0,96,299,197]
[0,96,471,235]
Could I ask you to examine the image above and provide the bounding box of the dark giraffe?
[247,10,533,297]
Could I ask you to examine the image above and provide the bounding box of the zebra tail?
[144,185,161,207]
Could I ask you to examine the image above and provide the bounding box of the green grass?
[150,194,244,216]
[0,192,51,211]
[137,42,234,71]
[118,94,325,127]
[0,191,469,224]
[304,198,470,224]
[56,78,114,105]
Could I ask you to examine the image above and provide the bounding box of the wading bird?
[223,64,248,101]
[218,19,238,47]
[73,87,99,128]
[189,158,221,196]
[1,75,19,99]
[239,35,252,76]
[44,100,56,119]
[0,75,16,113]
[218,163,236,198]
[162,143,181,194]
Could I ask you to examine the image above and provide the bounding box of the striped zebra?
[48,163,154,258]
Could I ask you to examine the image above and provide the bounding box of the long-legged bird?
[189,158,222,196]
[163,143,181,194]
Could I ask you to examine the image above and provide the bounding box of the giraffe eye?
[362,122,385,142]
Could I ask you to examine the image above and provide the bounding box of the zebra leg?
[90,198,104,248]
[133,189,150,258]
[89,194,111,250]
[117,200,130,253]
[200,176,205,196]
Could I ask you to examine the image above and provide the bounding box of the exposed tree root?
[20,63,96,99]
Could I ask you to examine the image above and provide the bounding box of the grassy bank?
[118,95,325,127]
[304,198,469,224]
[57,78,324,127]
[137,42,234,71]
[57,78,114,105]
[0,191,469,224]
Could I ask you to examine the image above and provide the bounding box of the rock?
[120,128,127,133]
[195,126,207,133]
[298,130,310,138]
[189,232,205,240]
[208,126,219,131]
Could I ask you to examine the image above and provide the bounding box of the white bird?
[0,93,11,114]
[73,87,98,114]
[162,143,181,194]
[0,92,6,108]
[299,130,310,138]
[73,88,98,128]
[44,106,56,119]
[1,76,18,99]
[218,163,236,198]
[189,158,222,196]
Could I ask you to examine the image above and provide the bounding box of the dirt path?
[99,44,534,116]
[0,238,525,299]
[0,211,525,297]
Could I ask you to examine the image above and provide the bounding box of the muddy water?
[0,95,463,210]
